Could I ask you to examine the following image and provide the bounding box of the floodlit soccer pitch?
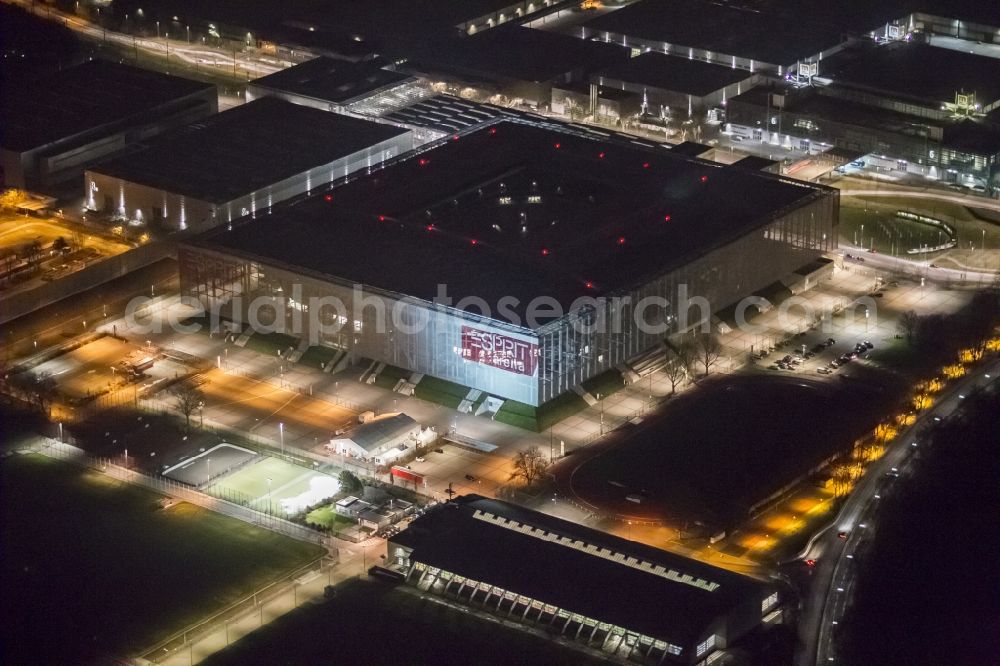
[207,456,340,515]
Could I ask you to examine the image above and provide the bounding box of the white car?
[415,457,425,463]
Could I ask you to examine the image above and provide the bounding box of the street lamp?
[597,393,604,434]
[279,422,285,456]
[207,457,211,484]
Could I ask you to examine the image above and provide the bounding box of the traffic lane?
[802,361,1000,665]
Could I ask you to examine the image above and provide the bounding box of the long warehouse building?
[388,495,782,664]
[180,121,837,408]
[85,97,412,231]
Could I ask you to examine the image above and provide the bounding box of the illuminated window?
[498,196,513,205]
[762,592,778,612]
[696,635,717,657]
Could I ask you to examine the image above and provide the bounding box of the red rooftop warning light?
[598,151,606,159]
[452,135,460,141]
[700,174,709,183]
[617,236,626,245]
[554,142,562,149]
[489,127,497,135]
[377,215,386,222]
[323,194,333,202]
[642,162,650,169]
[419,158,430,166]
[541,247,551,256]
[663,214,672,222]
[470,238,479,246]
[426,223,435,231]
[585,281,594,289]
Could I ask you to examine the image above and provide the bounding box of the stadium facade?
[180,122,837,407]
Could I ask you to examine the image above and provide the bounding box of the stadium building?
[725,41,1000,192]
[85,97,412,231]
[577,0,849,77]
[180,121,837,408]
[246,56,425,117]
[1,59,216,188]
[588,52,760,119]
[388,495,782,664]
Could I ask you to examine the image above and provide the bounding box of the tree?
[170,383,204,430]
[691,332,723,377]
[897,310,920,346]
[662,354,687,396]
[508,445,550,488]
[22,240,42,269]
[51,236,69,254]
[338,470,363,495]
[0,251,17,279]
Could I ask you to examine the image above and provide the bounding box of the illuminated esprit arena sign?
[458,326,539,376]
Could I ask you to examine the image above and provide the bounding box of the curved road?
[838,188,1000,214]
[796,358,1000,665]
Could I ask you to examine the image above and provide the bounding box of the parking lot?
[34,336,138,399]
[195,368,356,449]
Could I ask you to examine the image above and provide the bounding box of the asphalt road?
[2,258,177,359]
[796,358,1000,665]
[839,246,997,286]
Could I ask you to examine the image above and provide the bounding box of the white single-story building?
[327,412,421,465]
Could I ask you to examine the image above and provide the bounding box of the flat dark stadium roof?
[585,0,845,66]
[198,121,828,316]
[249,56,412,105]
[0,59,213,152]
[90,97,409,203]
[827,42,1000,107]
[594,52,754,97]
[393,494,772,647]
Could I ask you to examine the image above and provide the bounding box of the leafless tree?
[22,240,42,270]
[897,310,920,346]
[509,445,550,488]
[170,383,204,430]
[662,354,687,395]
[691,332,723,377]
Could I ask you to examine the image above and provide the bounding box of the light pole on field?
[267,477,272,516]
[279,422,284,457]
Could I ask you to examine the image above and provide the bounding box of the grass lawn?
[867,337,950,378]
[208,457,339,513]
[297,344,343,370]
[205,578,603,666]
[373,363,410,390]
[304,504,356,530]
[494,391,588,432]
[413,374,469,409]
[0,454,324,664]
[581,368,626,399]
[243,331,301,357]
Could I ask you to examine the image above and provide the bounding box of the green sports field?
[207,456,340,515]
[0,454,324,664]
